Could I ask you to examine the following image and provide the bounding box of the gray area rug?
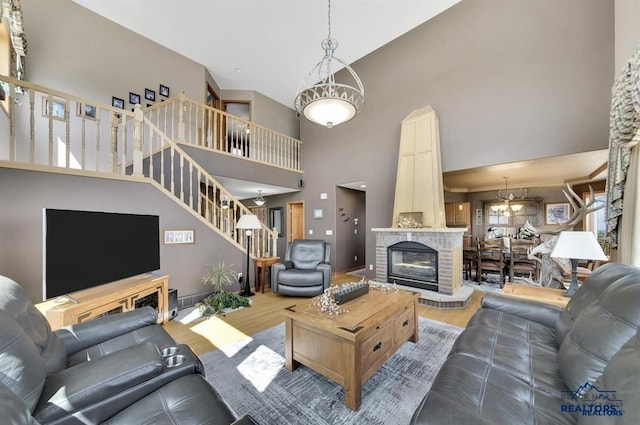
[201,318,462,425]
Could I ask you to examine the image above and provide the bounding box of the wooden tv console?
[36,274,170,330]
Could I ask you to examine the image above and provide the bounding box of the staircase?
[0,75,298,258]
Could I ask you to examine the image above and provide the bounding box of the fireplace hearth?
[388,241,438,291]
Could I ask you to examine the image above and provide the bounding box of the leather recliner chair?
[271,239,331,296]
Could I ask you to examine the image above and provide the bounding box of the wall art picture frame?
[145,88,156,101]
[163,229,195,245]
[159,84,170,97]
[76,102,97,120]
[42,98,66,121]
[129,92,141,105]
[545,203,571,225]
[112,96,125,109]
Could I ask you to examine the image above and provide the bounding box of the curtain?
[618,143,640,265]
[606,50,640,249]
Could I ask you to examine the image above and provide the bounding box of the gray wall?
[615,0,640,75]
[335,188,366,272]
[295,0,614,278]
[0,167,246,303]
[23,0,207,105]
[180,145,302,189]
[21,0,299,139]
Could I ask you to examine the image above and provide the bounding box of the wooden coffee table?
[282,288,419,410]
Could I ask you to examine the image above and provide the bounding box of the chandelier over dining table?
[492,177,527,215]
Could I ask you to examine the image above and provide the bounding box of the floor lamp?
[236,214,262,297]
[551,231,608,297]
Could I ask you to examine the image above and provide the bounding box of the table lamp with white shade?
[236,214,262,297]
[550,231,608,297]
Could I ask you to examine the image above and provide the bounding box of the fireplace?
[388,241,438,291]
[372,227,465,295]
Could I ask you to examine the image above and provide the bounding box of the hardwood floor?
[163,271,482,356]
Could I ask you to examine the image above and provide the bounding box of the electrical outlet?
[354,255,358,261]
[369,264,374,270]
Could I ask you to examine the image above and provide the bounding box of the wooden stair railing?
[0,75,277,258]
[141,115,278,258]
[143,93,302,172]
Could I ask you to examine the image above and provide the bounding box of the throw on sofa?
[271,239,331,296]
[411,262,640,424]
[0,275,254,425]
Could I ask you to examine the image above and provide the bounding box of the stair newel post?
[133,104,144,177]
[272,227,278,257]
[178,91,186,142]
[110,112,119,174]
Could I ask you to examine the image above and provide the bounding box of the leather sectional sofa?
[411,262,640,424]
[0,275,255,425]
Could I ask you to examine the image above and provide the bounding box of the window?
[584,191,606,240]
[0,21,10,115]
[484,201,541,236]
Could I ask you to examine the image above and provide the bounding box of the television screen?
[44,209,160,299]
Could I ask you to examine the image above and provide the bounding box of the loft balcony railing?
[142,93,302,172]
[0,75,277,257]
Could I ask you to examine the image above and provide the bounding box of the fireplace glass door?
[387,241,438,291]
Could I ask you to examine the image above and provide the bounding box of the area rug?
[201,317,462,425]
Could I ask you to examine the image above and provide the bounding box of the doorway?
[223,101,251,157]
[335,184,366,273]
[287,201,305,243]
[202,84,222,148]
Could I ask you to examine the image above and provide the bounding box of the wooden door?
[287,202,304,242]
[204,84,221,149]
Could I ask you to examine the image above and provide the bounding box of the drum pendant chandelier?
[294,0,365,128]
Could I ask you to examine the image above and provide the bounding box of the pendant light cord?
[327,0,331,40]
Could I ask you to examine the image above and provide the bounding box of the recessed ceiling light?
[360,184,367,188]
[235,68,243,73]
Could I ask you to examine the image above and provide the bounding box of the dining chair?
[508,238,540,283]
[476,238,507,287]
[463,237,479,281]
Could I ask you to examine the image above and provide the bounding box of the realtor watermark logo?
[561,382,624,417]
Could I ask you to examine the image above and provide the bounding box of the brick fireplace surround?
[372,227,471,308]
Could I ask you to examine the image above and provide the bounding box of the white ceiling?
[213,176,300,201]
[72,0,461,108]
[443,149,609,193]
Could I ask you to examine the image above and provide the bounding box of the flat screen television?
[43,209,160,299]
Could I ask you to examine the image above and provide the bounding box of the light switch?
[325,230,333,235]
[308,229,313,235]
[354,229,358,234]
[320,193,328,199]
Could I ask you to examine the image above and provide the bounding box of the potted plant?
[199,263,250,315]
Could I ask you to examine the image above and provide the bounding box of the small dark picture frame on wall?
[112,96,125,109]
[129,92,141,105]
[145,88,156,101]
[159,84,170,97]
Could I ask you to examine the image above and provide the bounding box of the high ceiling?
[73,0,461,108]
[443,149,609,193]
[72,1,609,199]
